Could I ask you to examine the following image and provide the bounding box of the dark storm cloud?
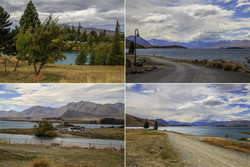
[0,0,124,30]
[204,100,226,106]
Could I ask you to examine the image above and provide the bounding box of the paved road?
[166,132,250,167]
[127,56,250,83]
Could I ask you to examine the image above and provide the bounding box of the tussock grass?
[0,61,124,83]
[0,128,34,135]
[30,158,52,167]
[202,138,250,154]
[126,129,183,167]
[0,141,123,167]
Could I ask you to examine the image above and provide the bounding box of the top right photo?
[126,0,250,83]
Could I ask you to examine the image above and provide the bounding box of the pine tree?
[0,6,13,55]
[154,121,158,130]
[82,30,87,42]
[75,49,87,65]
[144,120,149,129]
[108,20,123,65]
[19,0,40,32]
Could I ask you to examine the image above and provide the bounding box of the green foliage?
[144,120,149,129]
[108,20,124,65]
[154,121,158,130]
[0,6,14,55]
[16,26,32,61]
[33,120,57,137]
[129,40,134,54]
[91,42,112,65]
[20,15,66,76]
[100,118,124,124]
[75,49,88,65]
[19,0,40,32]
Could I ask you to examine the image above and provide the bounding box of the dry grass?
[0,141,124,167]
[202,138,250,154]
[91,128,124,133]
[0,61,124,83]
[64,131,124,140]
[126,129,183,167]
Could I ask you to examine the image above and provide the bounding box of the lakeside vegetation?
[202,138,250,154]
[0,0,124,82]
[126,129,183,167]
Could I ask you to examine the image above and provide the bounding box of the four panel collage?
[0,0,249,167]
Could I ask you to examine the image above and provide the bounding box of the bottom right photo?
[126,84,250,167]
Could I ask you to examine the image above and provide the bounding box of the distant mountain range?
[148,39,250,49]
[126,36,250,49]
[0,101,124,119]
[161,119,250,127]
[126,114,250,127]
[61,24,124,35]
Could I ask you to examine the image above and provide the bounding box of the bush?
[31,158,52,167]
[33,120,57,137]
[144,120,149,129]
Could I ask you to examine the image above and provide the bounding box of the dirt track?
[127,56,250,83]
[166,132,250,167]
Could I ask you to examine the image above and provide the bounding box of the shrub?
[31,158,52,167]
[75,50,87,65]
[33,120,57,137]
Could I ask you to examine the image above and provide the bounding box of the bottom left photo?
[0,83,124,167]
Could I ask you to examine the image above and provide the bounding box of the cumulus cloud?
[127,0,249,42]
[0,84,124,111]
[0,0,124,31]
[126,84,250,123]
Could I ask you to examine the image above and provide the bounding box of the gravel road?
[126,56,250,83]
[166,132,250,167]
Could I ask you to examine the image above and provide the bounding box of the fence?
[1,137,124,151]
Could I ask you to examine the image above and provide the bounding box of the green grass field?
[0,61,124,83]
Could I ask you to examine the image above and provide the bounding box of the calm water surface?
[55,51,90,65]
[134,48,250,65]
[0,121,120,129]
[128,126,250,139]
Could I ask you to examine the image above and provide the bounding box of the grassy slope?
[126,129,183,167]
[0,62,124,83]
[0,140,124,167]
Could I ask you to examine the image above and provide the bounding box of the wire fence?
[0,137,124,151]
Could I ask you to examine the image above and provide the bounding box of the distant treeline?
[100,118,124,125]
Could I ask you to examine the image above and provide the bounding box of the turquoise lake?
[54,51,90,65]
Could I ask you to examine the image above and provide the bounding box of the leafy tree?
[91,42,112,65]
[21,15,66,76]
[144,120,149,129]
[108,20,123,65]
[75,49,87,65]
[33,120,57,137]
[154,121,158,130]
[129,40,134,54]
[0,6,13,55]
[19,0,40,32]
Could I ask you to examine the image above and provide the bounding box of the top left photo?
[0,0,124,83]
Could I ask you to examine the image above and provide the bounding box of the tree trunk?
[34,63,38,76]
[37,63,45,76]
[13,59,20,72]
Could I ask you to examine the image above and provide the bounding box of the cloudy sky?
[0,84,124,112]
[0,0,124,31]
[126,84,250,123]
[127,0,250,42]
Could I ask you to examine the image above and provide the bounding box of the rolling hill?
[126,114,165,127]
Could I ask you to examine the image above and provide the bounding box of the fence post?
[89,143,91,149]
[9,138,10,144]
[61,141,62,148]
[41,140,42,146]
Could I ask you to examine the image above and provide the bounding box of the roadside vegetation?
[126,129,183,167]
[0,0,124,83]
[202,138,250,154]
